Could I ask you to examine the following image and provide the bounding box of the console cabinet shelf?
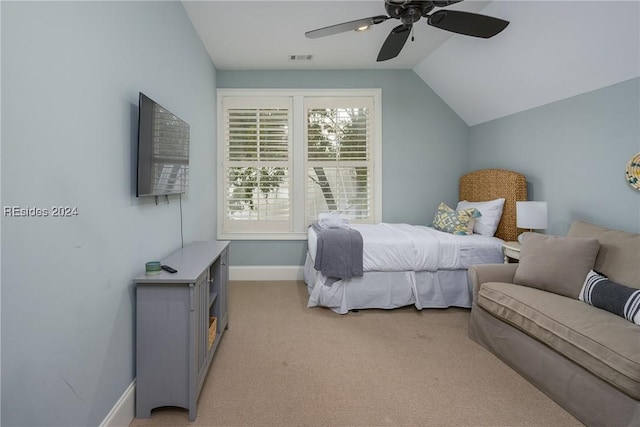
[134,240,229,421]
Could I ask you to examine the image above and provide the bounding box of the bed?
[304,169,527,314]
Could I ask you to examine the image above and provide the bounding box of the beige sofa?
[468,220,640,427]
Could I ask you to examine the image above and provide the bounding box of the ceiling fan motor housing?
[385,0,435,25]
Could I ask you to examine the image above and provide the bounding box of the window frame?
[217,88,382,241]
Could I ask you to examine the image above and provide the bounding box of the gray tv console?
[134,240,229,421]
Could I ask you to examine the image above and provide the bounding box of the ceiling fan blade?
[377,24,411,62]
[305,15,389,39]
[427,10,509,38]
[431,1,464,7]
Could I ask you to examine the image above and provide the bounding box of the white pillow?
[317,212,350,228]
[456,198,505,236]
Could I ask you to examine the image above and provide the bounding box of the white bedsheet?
[308,223,503,272]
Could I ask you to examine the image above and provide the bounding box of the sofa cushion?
[568,220,640,289]
[580,270,640,325]
[513,233,600,298]
[477,282,640,399]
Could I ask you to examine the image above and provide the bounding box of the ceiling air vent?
[289,54,313,61]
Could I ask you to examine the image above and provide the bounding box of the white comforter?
[308,223,503,272]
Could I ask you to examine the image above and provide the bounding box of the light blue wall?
[1,2,216,426]
[470,78,640,235]
[217,70,469,266]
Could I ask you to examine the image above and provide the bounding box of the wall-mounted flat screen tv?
[136,92,190,197]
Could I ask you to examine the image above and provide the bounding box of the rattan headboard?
[459,169,527,241]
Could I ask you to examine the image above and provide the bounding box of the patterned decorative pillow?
[432,202,481,235]
[579,270,640,325]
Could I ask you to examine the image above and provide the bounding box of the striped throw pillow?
[579,270,640,325]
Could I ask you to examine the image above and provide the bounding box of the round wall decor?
[626,152,640,190]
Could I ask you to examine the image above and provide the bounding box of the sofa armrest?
[468,263,519,302]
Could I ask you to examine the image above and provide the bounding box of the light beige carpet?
[130,281,583,427]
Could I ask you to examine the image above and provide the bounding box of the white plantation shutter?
[305,97,374,225]
[222,97,292,233]
[218,90,380,240]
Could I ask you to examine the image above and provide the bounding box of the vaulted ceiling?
[183,1,640,125]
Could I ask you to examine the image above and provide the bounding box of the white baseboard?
[230,265,304,281]
[100,380,135,427]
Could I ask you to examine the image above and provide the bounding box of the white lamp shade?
[516,201,548,230]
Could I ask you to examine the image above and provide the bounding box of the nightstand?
[503,241,521,263]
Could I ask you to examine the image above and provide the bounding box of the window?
[218,89,381,240]
[221,97,292,235]
[305,97,373,225]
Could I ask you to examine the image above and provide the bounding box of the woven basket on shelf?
[208,317,217,350]
[626,153,640,191]
[459,169,528,242]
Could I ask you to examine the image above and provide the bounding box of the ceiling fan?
[305,0,509,62]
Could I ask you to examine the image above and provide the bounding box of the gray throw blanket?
[312,223,363,279]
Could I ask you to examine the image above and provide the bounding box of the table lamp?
[516,201,548,242]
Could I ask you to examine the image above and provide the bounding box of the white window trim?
[217,88,382,241]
